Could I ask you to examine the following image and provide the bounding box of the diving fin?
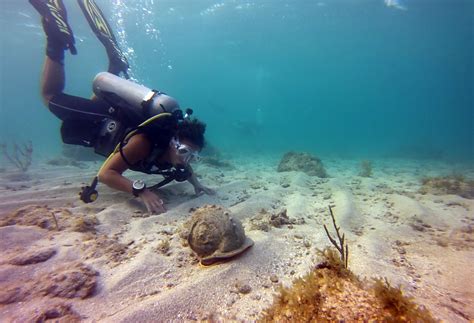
[77,0,130,78]
[29,0,77,55]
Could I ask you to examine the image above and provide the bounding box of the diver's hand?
[138,189,166,214]
[194,184,216,196]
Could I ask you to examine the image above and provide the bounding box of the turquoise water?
[0,0,472,161]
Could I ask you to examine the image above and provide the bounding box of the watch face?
[133,180,145,190]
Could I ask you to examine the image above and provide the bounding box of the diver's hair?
[177,118,206,148]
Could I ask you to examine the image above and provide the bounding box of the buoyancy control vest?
[91,72,184,157]
[79,73,193,204]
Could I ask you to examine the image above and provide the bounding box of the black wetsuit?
[49,93,116,149]
[49,92,177,173]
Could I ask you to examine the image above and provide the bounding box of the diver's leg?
[41,57,65,106]
[30,0,76,105]
[29,0,77,56]
[78,0,130,78]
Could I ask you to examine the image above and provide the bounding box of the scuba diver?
[30,0,215,214]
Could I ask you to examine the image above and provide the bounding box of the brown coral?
[39,263,98,299]
[32,303,82,322]
[277,151,328,178]
[419,175,474,199]
[260,248,436,322]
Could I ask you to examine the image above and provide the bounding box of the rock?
[40,263,98,299]
[8,248,56,266]
[419,176,474,199]
[236,282,252,294]
[303,239,312,248]
[277,152,328,178]
[270,209,296,228]
[32,303,82,322]
[0,287,27,304]
[270,275,279,283]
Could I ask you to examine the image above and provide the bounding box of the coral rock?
[32,303,82,322]
[40,263,98,299]
[8,248,56,266]
[277,152,328,178]
[420,176,474,199]
[0,287,28,305]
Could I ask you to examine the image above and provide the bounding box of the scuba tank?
[91,72,182,157]
[81,72,195,204]
[92,72,180,122]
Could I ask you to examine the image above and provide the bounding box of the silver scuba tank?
[92,72,180,119]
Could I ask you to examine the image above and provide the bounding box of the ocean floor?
[0,153,473,322]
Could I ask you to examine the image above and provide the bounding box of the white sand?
[0,154,473,321]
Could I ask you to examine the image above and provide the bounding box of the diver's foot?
[29,0,77,55]
[108,52,130,78]
[77,0,129,77]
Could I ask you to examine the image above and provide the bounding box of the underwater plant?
[156,238,171,254]
[323,205,349,269]
[0,141,33,172]
[277,151,328,178]
[259,205,436,322]
[420,174,474,199]
[359,160,373,177]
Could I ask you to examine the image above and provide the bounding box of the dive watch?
[132,180,146,197]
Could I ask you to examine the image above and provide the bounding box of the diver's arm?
[187,165,216,196]
[98,134,150,193]
[98,134,166,213]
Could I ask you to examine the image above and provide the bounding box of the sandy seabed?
[0,154,473,322]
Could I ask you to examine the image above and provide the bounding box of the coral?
[323,206,349,269]
[0,287,28,305]
[270,209,300,228]
[0,141,33,172]
[3,204,137,267]
[39,263,98,299]
[32,303,82,323]
[0,205,97,233]
[8,248,57,266]
[156,238,171,254]
[81,234,138,266]
[260,205,436,322]
[249,209,305,231]
[277,151,328,178]
[1,263,98,305]
[359,160,373,177]
[260,248,436,322]
[0,205,62,230]
[372,278,435,321]
[72,216,99,233]
[419,175,474,199]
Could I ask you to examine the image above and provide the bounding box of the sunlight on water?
[110,0,164,82]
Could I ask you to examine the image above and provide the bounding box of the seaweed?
[372,277,436,322]
[260,248,436,322]
[419,174,474,199]
[323,206,349,269]
[72,216,99,233]
[359,160,373,177]
[0,141,33,172]
[259,205,436,322]
[277,151,328,178]
[156,238,171,255]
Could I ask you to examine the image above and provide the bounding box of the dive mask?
[171,138,200,164]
